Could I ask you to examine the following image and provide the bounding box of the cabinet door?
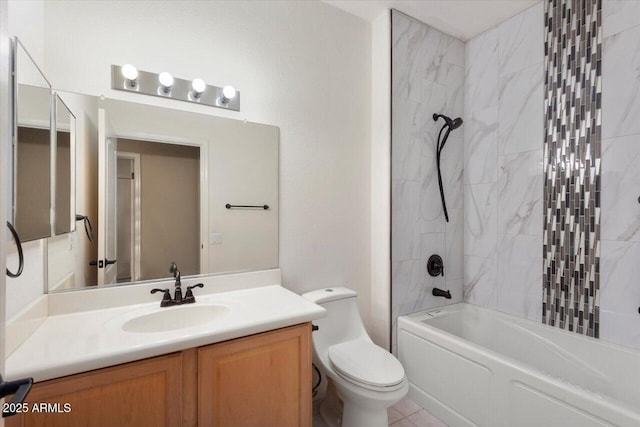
[7,353,182,427]
[198,323,312,427]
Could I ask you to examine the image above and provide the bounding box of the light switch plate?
[210,232,223,245]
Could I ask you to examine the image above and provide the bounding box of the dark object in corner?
[312,364,322,398]
[432,288,452,299]
[6,222,24,278]
[427,254,444,277]
[0,374,33,417]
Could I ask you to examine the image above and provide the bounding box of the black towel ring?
[6,221,24,278]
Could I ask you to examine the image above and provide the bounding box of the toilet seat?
[328,339,405,389]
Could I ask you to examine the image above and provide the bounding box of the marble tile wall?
[600,0,640,351]
[463,3,544,321]
[391,10,465,352]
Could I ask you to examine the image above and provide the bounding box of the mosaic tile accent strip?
[543,0,602,337]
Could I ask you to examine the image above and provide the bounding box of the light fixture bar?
[111,65,240,111]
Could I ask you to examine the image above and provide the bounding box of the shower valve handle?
[427,254,444,277]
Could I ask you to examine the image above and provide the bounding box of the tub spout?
[432,287,451,299]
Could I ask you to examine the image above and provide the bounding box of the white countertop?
[6,284,325,382]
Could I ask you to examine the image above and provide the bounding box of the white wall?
[7,0,43,66]
[370,10,391,349]
[47,234,74,291]
[463,3,544,321]
[8,1,373,328]
[208,125,279,274]
[6,241,44,320]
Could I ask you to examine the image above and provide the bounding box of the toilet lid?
[328,340,405,388]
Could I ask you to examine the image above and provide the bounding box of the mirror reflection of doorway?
[116,154,139,282]
[114,139,200,283]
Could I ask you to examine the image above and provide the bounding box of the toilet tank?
[302,288,369,361]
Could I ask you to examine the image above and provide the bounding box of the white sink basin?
[122,304,230,333]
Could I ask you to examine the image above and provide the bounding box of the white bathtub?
[397,303,640,427]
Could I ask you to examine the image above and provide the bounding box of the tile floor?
[388,397,447,427]
[313,397,447,427]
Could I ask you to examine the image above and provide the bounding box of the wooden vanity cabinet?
[198,322,312,427]
[7,323,311,427]
[6,353,183,427]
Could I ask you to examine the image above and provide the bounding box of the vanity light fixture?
[121,64,138,88]
[158,72,174,95]
[111,65,241,111]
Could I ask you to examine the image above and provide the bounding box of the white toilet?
[302,287,408,427]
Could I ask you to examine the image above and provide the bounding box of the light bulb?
[158,72,174,94]
[121,64,138,81]
[222,85,236,100]
[159,72,174,88]
[218,85,237,106]
[192,78,206,94]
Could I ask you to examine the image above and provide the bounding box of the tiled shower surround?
[600,0,640,350]
[391,10,465,351]
[463,4,544,321]
[542,0,602,337]
[393,0,640,352]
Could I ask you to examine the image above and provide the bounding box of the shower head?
[449,117,463,130]
[433,113,463,130]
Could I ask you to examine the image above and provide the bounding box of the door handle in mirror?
[6,222,24,278]
[89,259,115,268]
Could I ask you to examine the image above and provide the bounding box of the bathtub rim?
[401,302,640,358]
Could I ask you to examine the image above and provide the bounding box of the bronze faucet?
[150,261,204,307]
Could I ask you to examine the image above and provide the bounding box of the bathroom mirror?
[12,38,53,242]
[53,94,76,235]
[45,91,279,292]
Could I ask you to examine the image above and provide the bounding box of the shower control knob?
[427,255,444,277]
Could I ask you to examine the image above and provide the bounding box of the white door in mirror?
[97,109,118,285]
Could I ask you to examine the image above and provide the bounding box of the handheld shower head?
[433,113,463,130]
[431,112,463,223]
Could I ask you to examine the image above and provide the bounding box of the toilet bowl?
[302,287,408,427]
